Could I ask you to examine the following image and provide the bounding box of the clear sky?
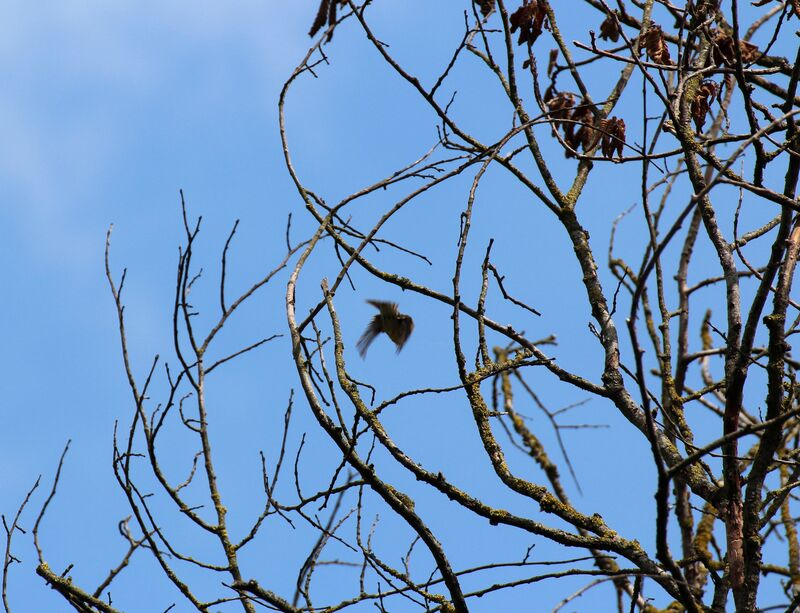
[1,2,790,611]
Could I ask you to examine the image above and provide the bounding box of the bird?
[357,300,414,358]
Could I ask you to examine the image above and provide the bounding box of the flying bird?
[357,300,414,358]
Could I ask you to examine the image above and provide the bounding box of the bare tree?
[6,1,800,611]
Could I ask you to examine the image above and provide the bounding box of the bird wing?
[357,314,383,358]
[367,300,398,316]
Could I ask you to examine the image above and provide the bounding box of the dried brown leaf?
[545,91,575,136]
[642,24,672,65]
[690,80,718,133]
[547,48,558,76]
[600,117,626,159]
[308,0,347,39]
[710,30,759,66]
[567,103,597,156]
[599,13,621,42]
[740,40,760,63]
[474,0,496,17]
[510,1,549,46]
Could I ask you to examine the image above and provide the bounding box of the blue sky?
[1,2,793,611]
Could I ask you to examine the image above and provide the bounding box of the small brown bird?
[357,300,414,358]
